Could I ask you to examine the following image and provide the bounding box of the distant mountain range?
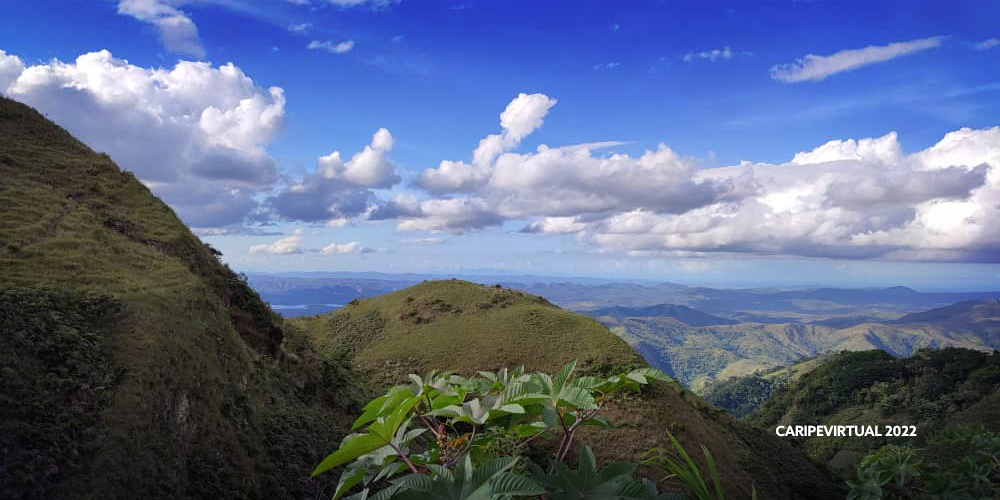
[588,304,738,327]
[246,273,1000,392]
[591,298,1000,392]
[247,272,1000,322]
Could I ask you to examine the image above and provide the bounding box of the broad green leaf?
[599,461,638,482]
[352,395,388,431]
[511,421,547,437]
[534,445,661,499]
[316,396,420,477]
[392,473,435,492]
[557,386,598,410]
[331,462,367,500]
[553,359,577,395]
[571,376,603,390]
[368,484,402,500]
[578,445,597,478]
[470,456,515,488]
[495,403,525,415]
[582,416,615,429]
[491,472,546,496]
[353,386,415,430]
[368,396,420,441]
[372,461,407,484]
[541,404,561,429]
[627,368,671,384]
[424,463,454,481]
[314,433,392,477]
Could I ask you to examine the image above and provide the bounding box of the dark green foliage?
[0,287,123,500]
[225,272,284,354]
[749,350,901,427]
[702,376,777,418]
[256,402,352,499]
[312,362,674,499]
[326,309,387,356]
[532,446,669,500]
[642,433,727,500]
[389,455,545,500]
[747,348,1000,480]
[847,425,1000,499]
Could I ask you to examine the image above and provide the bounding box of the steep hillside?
[746,348,1000,477]
[291,280,845,499]
[0,97,363,499]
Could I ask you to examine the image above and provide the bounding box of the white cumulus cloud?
[317,128,399,188]
[393,94,999,262]
[117,0,204,58]
[974,38,999,50]
[584,128,996,261]
[249,230,304,254]
[265,128,400,224]
[325,0,400,7]
[682,46,733,62]
[417,93,557,193]
[1,49,285,228]
[321,241,363,254]
[770,36,944,83]
[308,40,355,53]
[522,217,587,234]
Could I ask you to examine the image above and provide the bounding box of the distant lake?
[271,304,342,317]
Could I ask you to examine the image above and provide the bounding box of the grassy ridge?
[294,280,638,378]
[0,97,363,499]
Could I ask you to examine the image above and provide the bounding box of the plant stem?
[521,430,547,446]
[556,409,600,462]
[558,426,579,462]
[414,407,443,439]
[550,412,571,473]
[388,442,420,474]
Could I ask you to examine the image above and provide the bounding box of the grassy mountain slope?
[613,299,1000,393]
[0,97,363,499]
[746,348,1000,477]
[614,321,832,391]
[291,280,845,499]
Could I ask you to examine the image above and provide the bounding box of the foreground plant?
[846,425,1000,500]
[312,360,672,499]
[642,432,753,500]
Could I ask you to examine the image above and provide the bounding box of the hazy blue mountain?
[586,304,738,326]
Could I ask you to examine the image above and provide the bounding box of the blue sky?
[2,0,999,289]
